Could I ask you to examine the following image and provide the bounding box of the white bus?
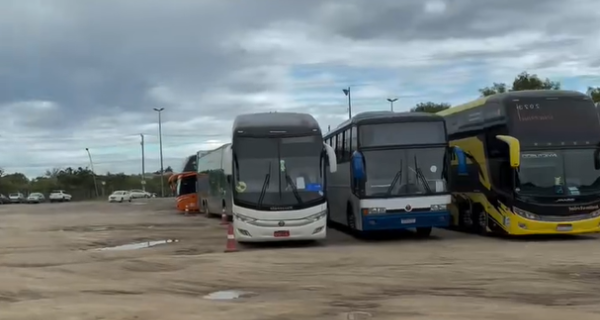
[324,111,465,237]
[229,112,337,242]
[196,144,233,218]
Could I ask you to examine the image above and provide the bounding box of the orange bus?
[174,172,199,213]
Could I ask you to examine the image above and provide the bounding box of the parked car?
[49,190,72,202]
[0,194,9,204]
[129,189,152,199]
[27,192,45,204]
[108,190,132,203]
[8,193,25,203]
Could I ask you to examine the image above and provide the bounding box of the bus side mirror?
[453,146,468,176]
[323,143,337,173]
[496,135,520,168]
[594,148,600,170]
[351,151,365,181]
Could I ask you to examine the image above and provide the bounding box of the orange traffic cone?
[224,223,238,253]
[220,207,228,225]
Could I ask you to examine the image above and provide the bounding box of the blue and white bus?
[324,111,466,236]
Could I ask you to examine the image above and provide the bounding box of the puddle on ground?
[203,290,254,300]
[91,239,179,251]
[347,311,372,320]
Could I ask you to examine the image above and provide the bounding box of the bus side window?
[337,133,343,162]
[344,129,352,161]
[351,126,357,152]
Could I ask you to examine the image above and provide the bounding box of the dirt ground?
[1,199,600,320]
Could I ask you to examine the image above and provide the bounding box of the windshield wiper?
[386,160,403,197]
[284,172,303,205]
[257,162,272,209]
[413,155,432,194]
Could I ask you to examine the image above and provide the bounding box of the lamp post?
[85,148,100,198]
[343,87,352,119]
[153,107,165,197]
[387,98,398,112]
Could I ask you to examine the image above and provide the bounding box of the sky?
[2,0,600,178]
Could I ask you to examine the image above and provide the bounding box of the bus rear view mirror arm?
[495,135,521,168]
[324,143,337,173]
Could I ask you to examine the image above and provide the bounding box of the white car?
[129,189,151,199]
[108,190,132,203]
[8,193,25,203]
[49,190,72,202]
[27,192,45,203]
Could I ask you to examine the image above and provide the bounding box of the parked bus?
[438,90,600,236]
[174,172,200,212]
[324,111,463,237]
[229,112,337,242]
[196,144,233,218]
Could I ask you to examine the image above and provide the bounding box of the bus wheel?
[346,206,356,230]
[474,207,489,236]
[459,202,474,232]
[416,227,432,237]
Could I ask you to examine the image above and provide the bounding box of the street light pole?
[387,98,398,112]
[153,107,165,197]
[343,87,352,119]
[140,134,146,192]
[85,148,100,198]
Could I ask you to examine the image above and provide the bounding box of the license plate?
[274,230,290,237]
[401,218,416,224]
[556,224,573,232]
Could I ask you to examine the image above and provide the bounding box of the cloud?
[1,0,600,177]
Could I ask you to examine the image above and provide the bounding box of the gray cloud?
[0,0,599,176]
[314,0,588,41]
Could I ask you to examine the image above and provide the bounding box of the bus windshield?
[177,174,196,196]
[233,136,325,209]
[362,147,447,197]
[516,149,600,196]
[359,122,446,147]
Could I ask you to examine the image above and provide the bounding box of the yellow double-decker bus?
[438,90,600,236]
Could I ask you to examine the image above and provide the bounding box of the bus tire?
[459,199,474,232]
[473,205,489,236]
[416,227,432,237]
[346,205,356,230]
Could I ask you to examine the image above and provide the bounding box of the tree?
[479,71,561,97]
[410,102,451,113]
[587,87,600,104]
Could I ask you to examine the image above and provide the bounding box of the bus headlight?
[362,207,386,215]
[305,211,327,222]
[234,213,257,223]
[430,204,447,211]
[513,207,540,220]
[590,209,600,218]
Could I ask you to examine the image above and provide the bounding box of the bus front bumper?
[362,211,450,231]
[233,218,327,242]
[505,215,600,235]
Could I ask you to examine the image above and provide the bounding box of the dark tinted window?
[507,98,600,146]
[359,122,446,147]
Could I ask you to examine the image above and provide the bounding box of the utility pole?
[343,87,352,119]
[85,148,100,198]
[387,98,398,112]
[153,107,165,197]
[140,134,146,192]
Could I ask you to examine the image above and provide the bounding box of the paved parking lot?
[1,199,600,319]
